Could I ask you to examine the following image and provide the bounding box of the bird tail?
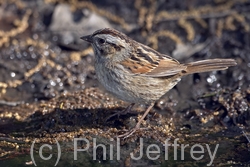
[182,59,237,75]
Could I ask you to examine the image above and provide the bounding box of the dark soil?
[0,0,249,166]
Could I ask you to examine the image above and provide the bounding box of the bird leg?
[105,103,135,122]
[117,102,155,138]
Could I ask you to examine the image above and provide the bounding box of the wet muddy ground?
[0,0,250,166]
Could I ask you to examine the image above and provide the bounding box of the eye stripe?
[108,43,124,51]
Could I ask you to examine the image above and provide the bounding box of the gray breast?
[95,62,181,103]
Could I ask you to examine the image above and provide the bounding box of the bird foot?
[104,103,135,122]
[116,103,154,139]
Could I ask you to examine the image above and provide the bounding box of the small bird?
[81,28,237,138]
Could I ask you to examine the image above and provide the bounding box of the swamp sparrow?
[81,28,237,138]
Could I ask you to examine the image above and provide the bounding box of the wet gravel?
[0,0,250,166]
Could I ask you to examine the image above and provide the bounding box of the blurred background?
[0,0,250,166]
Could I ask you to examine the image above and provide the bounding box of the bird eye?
[97,38,106,44]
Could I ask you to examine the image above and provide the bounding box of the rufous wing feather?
[121,45,186,77]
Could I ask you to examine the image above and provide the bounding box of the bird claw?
[117,127,138,139]
[117,127,148,139]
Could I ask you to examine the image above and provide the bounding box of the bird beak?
[80,35,93,43]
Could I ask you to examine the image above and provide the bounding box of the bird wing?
[120,45,186,77]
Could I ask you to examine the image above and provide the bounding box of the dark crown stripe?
[92,28,131,42]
